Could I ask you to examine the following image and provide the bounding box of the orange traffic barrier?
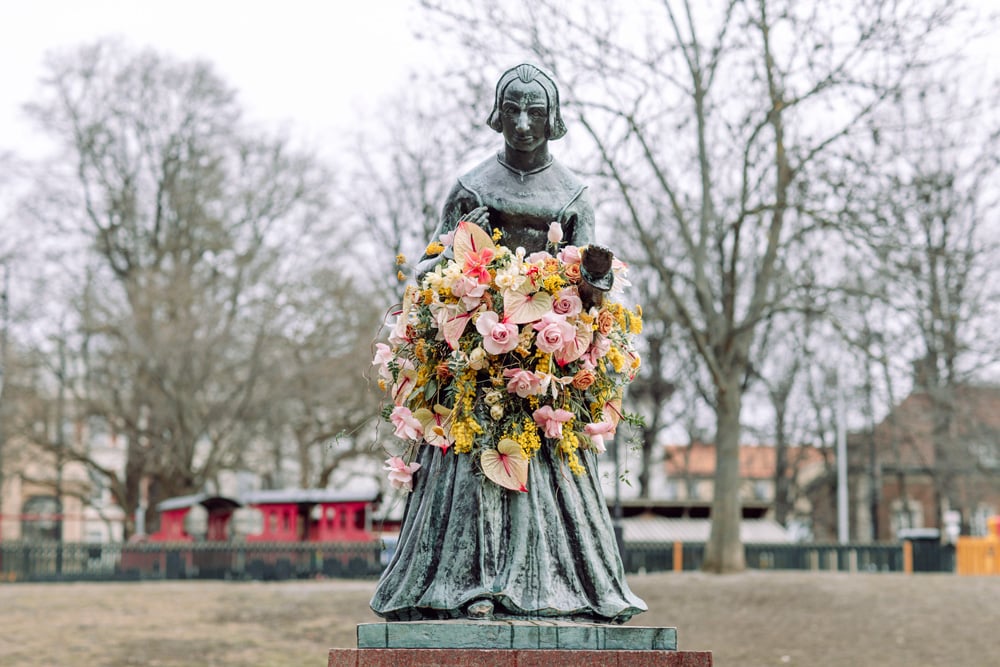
[902,540,913,574]
[673,541,683,572]
[956,536,1000,575]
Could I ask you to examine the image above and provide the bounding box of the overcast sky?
[1,0,997,162]
[0,0,431,158]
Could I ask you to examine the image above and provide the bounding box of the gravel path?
[0,571,996,666]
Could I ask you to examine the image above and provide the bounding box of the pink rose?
[547,221,564,245]
[526,251,553,264]
[503,368,545,398]
[558,246,582,265]
[532,312,575,354]
[475,311,520,355]
[451,275,489,310]
[551,287,583,317]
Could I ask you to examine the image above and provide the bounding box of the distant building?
[817,384,1000,543]
[0,417,127,543]
[661,442,828,507]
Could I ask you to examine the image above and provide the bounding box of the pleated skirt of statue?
[369,442,647,623]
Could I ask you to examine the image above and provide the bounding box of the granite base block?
[328,648,714,667]
[357,620,677,651]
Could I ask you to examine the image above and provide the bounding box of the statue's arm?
[563,187,596,248]
[414,182,481,278]
[565,189,614,309]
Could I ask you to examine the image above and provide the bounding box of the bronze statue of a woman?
[370,64,646,624]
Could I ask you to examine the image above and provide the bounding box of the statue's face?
[500,79,548,153]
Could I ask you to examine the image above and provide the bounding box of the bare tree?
[343,79,494,297]
[254,267,385,489]
[847,75,1000,532]
[20,40,334,535]
[417,0,958,571]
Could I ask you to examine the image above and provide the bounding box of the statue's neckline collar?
[496,152,553,182]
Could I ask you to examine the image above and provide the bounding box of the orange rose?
[564,263,582,284]
[597,309,615,335]
[572,368,597,390]
[436,363,452,382]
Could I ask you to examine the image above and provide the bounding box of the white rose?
[468,347,488,370]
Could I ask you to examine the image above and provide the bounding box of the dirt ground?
[0,571,996,666]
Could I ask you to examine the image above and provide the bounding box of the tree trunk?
[774,425,790,526]
[703,373,746,572]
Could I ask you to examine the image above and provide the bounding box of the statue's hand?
[580,245,615,311]
[462,206,490,228]
[582,245,614,279]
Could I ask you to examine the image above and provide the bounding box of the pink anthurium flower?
[533,405,574,439]
[414,405,453,453]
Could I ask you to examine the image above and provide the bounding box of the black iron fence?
[622,541,953,574]
[0,539,956,583]
[0,540,384,583]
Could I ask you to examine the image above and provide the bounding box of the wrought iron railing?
[0,538,955,582]
[0,540,384,582]
[622,541,950,573]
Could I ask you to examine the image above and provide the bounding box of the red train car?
[118,487,389,579]
[148,488,381,543]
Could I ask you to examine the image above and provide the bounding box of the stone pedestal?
[328,621,712,666]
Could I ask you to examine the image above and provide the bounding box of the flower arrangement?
[374,220,642,492]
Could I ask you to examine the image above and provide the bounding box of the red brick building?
[841,384,1000,542]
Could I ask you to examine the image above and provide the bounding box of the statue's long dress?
[370,155,647,623]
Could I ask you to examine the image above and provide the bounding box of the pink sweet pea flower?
[533,312,576,354]
[372,343,394,380]
[390,406,423,441]
[503,368,546,398]
[583,420,616,454]
[581,334,612,366]
[533,405,574,439]
[475,311,520,355]
[384,456,421,492]
[439,230,456,247]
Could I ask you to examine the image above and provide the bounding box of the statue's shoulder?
[457,153,586,198]
[547,159,587,192]
[456,154,505,191]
